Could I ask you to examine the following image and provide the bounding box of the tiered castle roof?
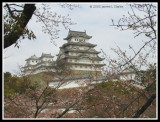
[25,55,38,61]
[64,30,92,40]
[62,42,97,48]
[56,30,105,74]
[63,48,101,54]
[23,53,55,75]
[61,54,105,61]
[25,53,53,61]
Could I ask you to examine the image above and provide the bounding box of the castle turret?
[56,30,105,76]
[22,53,55,75]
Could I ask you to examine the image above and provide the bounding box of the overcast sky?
[3,2,157,75]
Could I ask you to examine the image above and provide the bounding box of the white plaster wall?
[78,58,91,63]
[49,79,88,89]
[70,65,101,71]
[120,73,136,81]
[70,37,76,42]
[79,46,87,50]
[70,37,89,43]
[74,58,100,64]
[23,68,56,76]
[31,60,37,65]
[84,39,89,43]
[68,59,92,64]
[49,79,108,89]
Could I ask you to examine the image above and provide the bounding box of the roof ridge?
[64,30,92,40]
[69,30,86,33]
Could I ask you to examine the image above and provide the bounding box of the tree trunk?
[133,93,156,118]
[4,4,36,49]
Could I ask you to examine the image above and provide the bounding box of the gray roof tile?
[64,30,92,40]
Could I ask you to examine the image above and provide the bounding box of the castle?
[22,30,105,76]
[22,53,55,75]
[56,30,105,76]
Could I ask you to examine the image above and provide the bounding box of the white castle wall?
[70,37,89,43]
[23,54,55,75]
[70,65,101,71]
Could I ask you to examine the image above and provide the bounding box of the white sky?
[3,2,157,75]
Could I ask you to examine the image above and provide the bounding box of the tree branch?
[133,93,156,118]
[6,4,16,19]
[56,99,79,118]
[4,4,36,49]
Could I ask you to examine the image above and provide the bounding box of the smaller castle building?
[22,53,55,75]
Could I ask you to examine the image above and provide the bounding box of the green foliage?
[146,82,156,93]
[4,4,36,48]
[4,85,15,97]
[4,72,12,78]
[4,72,55,98]
[94,81,137,95]
[27,72,54,88]
[138,64,156,88]
[146,63,156,80]
[4,75,29,97]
